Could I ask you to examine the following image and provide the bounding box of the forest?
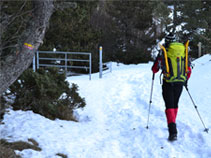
[0,0,211,107]
[0,0,210,99]
[1,1,211,67]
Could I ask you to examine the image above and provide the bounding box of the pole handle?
[152,73,155,80]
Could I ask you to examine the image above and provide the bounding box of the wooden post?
[198,42,202,57]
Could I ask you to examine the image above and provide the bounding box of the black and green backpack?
[159,41,189,83]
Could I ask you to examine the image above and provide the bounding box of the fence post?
[99,46,103,78]
[65,53,67,76]
[33,54,36,72]
[89,53,92,80]
[198,42,202,57]
[110,62,112,73]
[36,51,39,69]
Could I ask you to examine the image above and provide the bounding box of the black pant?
[162,81,183,109]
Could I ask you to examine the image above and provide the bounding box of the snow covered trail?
[0,55,211,158]
[68,57,211,158]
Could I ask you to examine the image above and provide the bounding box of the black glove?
[184,80,188,89]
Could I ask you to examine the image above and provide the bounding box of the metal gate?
[33,51,92,80]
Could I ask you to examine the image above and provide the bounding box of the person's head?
[165,32,176,45]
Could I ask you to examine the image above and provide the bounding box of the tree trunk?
[0,0,54,96]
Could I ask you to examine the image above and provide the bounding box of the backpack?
[159,41,189,83]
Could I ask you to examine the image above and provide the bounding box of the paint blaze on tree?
[0,0,54,96]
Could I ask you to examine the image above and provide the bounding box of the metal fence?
[33,51,92,80]
[102,62,112,75]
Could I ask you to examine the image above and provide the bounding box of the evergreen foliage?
[180,0,211,57]
[8,68,86,121]
[164,0,211,57]
[103,1,154,63]
[39,0,170,66]
[2,0,210,85]
[97,0,169,64]
[41,1,99,52]
[40,1,101,73]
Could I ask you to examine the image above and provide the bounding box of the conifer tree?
[101,0,170,64]
[164,0,211,57]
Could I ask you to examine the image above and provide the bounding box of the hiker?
[151,33,192,141]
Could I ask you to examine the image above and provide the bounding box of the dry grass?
[0,144,17,158]
[0,139,69,158]
[0,138,41,158]
[56,153,68,158]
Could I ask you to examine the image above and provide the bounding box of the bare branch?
[1,45,18,51]
[6,8,34,29]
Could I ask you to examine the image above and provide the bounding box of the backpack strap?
[177,57,181,79]
[185,40,189,74]
[159,44,170,77]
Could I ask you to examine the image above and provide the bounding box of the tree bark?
[0,0,54,96]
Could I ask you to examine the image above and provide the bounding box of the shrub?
[9,68,86,121]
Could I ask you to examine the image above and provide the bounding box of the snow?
[1,54,211,158]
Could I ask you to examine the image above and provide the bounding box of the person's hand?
[152,67,158,74]
[184,80,188,89]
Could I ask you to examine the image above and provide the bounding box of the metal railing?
[33,51,92,80]
[102,62,112,75]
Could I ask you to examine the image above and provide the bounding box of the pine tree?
[164,0,211,57]
[101,0,170,64]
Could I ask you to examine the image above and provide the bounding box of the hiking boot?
[168,133,177,141]
[168,123,177,141]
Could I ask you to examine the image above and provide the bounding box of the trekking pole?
[185,85,209,133]
[146,73,155,129]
